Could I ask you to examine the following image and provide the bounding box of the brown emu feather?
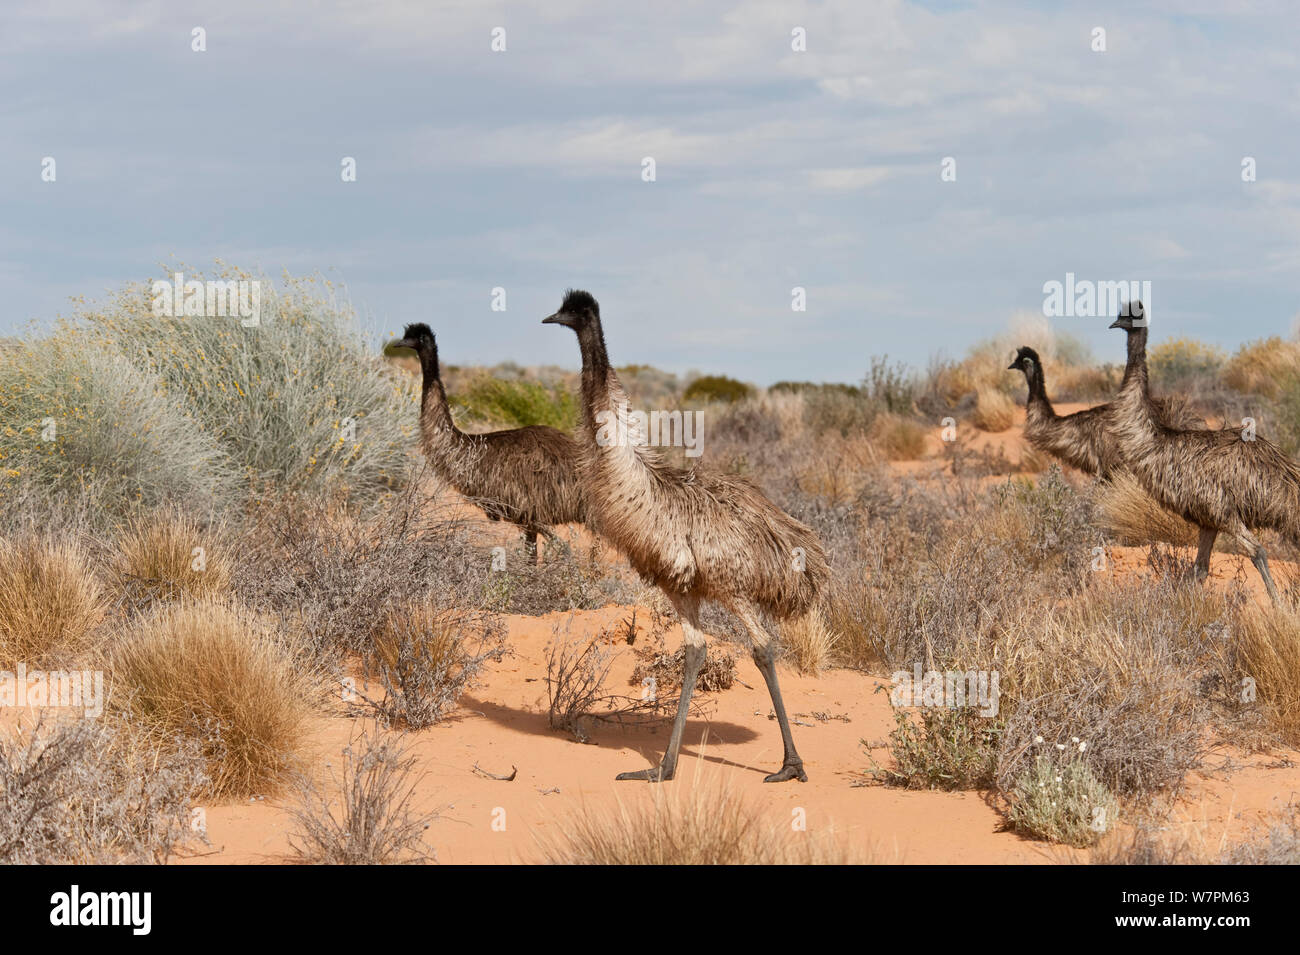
[388,324,585,560]
[544,289,828,783]
[1107,308,1300,600]
[1010,345,1203,479]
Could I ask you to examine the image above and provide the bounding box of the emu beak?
[1107,318,1122,329]
[384,337,416,357]
[1007,360,1018,370]
[542,312,565,326]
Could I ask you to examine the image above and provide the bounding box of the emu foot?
[764,759,808,783]
[616,765,673,782]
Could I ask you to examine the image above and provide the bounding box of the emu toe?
[764,760,808,783]
[616,766,673,782]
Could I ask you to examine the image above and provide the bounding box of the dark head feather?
[560,289,599,317]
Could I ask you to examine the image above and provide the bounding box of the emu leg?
[736,604,807,782]
[1190,526,1217,584]
[1234,526,1281,605]
[617,593,704,782]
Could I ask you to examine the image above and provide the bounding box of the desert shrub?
[109,600,318,798]
[0,536,104,669]
[289,727,436,865]
[481,537,631,615]
[0,333,233,521]
[361,602,507,729]
[540,781,856,864]
[77,268,416,502]
[114,509,231,608]
[779,608,838,675]
[1148,336,1225,392]
[229,478,484,661]
[863,355,916,415]
[451,374,578,430]
[867,412,929,460]
[1008,753,1118,847]
[0,714,207,864]
[1222,337,1300,400]
[546,631,624,741]
[996,582,1221,799]
[988,469,1102,582]
[800,386,878,437]
[1221,811,1300,864]
[971,386,1016,432]
[683,374,754,405]
[1232,603,1300,744]
[874,706,1002,791]
[629,643,738,696]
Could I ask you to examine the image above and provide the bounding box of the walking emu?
[386,323,584,562]
[1009,345,1202,478]
[1109,304,1299,601]
[544,290,828,783]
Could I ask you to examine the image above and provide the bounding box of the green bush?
[452,376,578,430]
[1009,754,1118,847]
[873,706,1002,791]
[683,375,754,405]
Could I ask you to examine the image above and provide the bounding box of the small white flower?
[1079,742,1087,752]
[1035,735,1044,744]
[1056,743,1066,750]
[1071,736,1080,744]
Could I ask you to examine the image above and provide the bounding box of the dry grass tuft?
[539,776,866,864]
[867,412,928,460]
[0,536,104,669]
[110,600,318,798]
[115,509,231,605]
[971,386,1016,432]
[1233,602,1300,743]
[779,607,838,675]
[1093,471,1200,548]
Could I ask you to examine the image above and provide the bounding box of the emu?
[544,290,828,783]
[1009,345,1202,478]
[386,323,585,562]
[1109,305,1300,601]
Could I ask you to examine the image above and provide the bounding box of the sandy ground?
[10,402,1297,864]
[172,403,1300,865]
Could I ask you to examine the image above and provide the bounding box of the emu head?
[385,322,436,359]
[542,289,599,331]
[1009,345,1041,376]
[1108,301,1148,331]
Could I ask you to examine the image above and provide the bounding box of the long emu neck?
[414,340,459,442]
[1025,362,1050,411]
[576,318,616,434]
[1117,325,1158,430]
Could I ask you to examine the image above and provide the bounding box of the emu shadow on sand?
[386,324,585,563]
[544,290,829,783]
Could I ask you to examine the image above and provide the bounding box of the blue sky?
[3,0,1298,384]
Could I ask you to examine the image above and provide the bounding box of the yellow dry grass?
[109,599,317,798]
[0,536,104,669]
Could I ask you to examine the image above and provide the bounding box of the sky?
[2,0,1298,384]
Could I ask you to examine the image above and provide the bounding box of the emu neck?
[1116,326,1158,435]
[415,344,459,447]
[576,320,617,433]
[1024,366,1051,416]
